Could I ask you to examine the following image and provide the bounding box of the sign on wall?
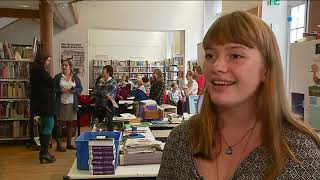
[60,42,85,77]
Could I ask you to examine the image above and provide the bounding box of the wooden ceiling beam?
[46,0,67,29]
[0,8,39,19]
[68,1,79,24]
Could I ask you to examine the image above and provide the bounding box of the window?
[290,4,306,43]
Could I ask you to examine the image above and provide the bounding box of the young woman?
[30,52,56,163]
[54,60,83,150]
[183,70,198,96]
[158,11,320,179]
[149,68,165,105]
[193,65,205,95]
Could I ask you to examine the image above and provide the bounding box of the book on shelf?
[0,82,27,98]
[0,42,5,59]
[0,61,30,79]
[0,120,29,138]
[0,101,30,119]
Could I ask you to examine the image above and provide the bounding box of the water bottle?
[92,124,97,132]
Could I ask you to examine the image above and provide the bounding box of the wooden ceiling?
[0,0,80,29]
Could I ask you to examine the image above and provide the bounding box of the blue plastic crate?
[76,131,122,170]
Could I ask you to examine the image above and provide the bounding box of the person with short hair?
[92,65,117,130]
[158,11,320,179]
[168,83,182,106]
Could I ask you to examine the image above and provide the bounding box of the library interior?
[0,1,319,180]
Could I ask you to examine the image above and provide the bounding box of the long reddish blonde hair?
[189,11,320,179]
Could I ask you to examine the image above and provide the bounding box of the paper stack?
[167,113,182,124]
[124,138,164,165]
[88,139,116,175]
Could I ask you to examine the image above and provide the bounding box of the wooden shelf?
[114,72,130,74]
[0,98,29,101]
[0,79,29,82]
[0,118,30,121]
[0,59,32,62]
[166,71,179,73]
[0,137,31,141]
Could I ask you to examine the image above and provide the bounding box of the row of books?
[0,121,29,138]
[0,82,28,98]
[13,46,33,59]
[165,57,184,66]
[112,60,130,66]
[0,62,30,79]
[0,41,15,59]
[0,101,30,119]
[92,59,112,66]
[88,139,117,175]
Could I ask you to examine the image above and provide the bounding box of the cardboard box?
[143,110,163,120]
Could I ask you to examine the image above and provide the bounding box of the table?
[65,159,160,179]
[65,127,162,179]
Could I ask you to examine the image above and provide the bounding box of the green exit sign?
[269,0,280,6]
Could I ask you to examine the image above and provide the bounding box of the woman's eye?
[230,54,243,60]
[205,53,215,60]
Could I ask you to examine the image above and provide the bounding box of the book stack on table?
[88,139,117,175]
[124,138,164,165]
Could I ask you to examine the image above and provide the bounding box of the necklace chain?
[215,122,256,180]
[221,121,257,155]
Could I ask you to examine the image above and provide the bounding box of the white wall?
[262,0,288,84]
[204,0,222,35]
[89,29,166,61]
[0,18,39,45]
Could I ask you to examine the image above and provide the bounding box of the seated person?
[142,76,151,96]
[130,78,148,101]
[168,83,182,106]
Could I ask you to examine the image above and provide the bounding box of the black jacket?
[30,62,56,116]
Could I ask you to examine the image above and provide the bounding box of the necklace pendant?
[225,146,233,155]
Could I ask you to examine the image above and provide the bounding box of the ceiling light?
[19,5,30,8]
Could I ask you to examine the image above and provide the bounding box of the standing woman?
[30,52,56,163]
[193,65,205,95]
[183,70,198,96]
[54,60,83,150]
[150,68,165,105]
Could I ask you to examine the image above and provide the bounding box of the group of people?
[30,53,83,164]
[167,65,205,113]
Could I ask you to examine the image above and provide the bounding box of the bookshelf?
[165,55,184,87]
[0,54,32,140]
[115,60,165,84]
[91,55,112,87]
[90,57,166,87]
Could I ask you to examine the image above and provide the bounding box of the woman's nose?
[212,56,228,73]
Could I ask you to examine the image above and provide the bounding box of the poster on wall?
[60,42,85,78]
[308,44,320,130]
